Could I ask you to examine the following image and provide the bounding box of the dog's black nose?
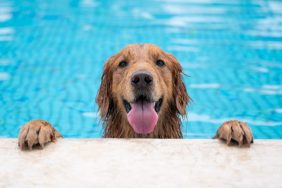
[131,71,153,88]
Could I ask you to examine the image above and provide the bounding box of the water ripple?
[0,72,10,81]
[185,113,282,126]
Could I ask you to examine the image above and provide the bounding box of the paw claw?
[18,120,61,150]
[214,120,254,147]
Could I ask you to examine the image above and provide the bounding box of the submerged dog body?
[18,44,253,150]
[96,44,189,138]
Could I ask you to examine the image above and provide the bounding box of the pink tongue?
[127,102,158,134]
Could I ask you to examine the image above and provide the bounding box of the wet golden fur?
[17,44,254,150]
[96,44,190,138]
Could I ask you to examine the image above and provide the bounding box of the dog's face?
[97,44,189,135]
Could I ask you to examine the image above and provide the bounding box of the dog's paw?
[18,120,62,150]
[214,120,253,147]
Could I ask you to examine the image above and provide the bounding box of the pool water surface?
[0,0,281,138]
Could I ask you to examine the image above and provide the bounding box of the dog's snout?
[131,71,153,87]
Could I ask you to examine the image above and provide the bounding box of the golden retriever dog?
[18,44,253,150]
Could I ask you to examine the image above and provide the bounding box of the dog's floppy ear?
[96,56,115,119]
[166,53,190,116]
[175,75,189,115]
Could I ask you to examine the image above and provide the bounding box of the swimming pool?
[0,0,281,138]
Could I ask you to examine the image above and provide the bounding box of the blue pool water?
[0,0,281,138]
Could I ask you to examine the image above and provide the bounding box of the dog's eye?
[156,59,165,67]
[119,60,128,68]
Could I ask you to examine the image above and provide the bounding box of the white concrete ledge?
[0,139,281,187]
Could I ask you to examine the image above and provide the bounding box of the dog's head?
[96,44,189,135]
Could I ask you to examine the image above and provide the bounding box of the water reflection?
[0,4,12,22]
[0,27,14,41]
[80,0,98,8]
[186,112,282,126]
[244,85,282,95]
[0,72,10,80]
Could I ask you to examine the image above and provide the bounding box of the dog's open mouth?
[123,96,163,134]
